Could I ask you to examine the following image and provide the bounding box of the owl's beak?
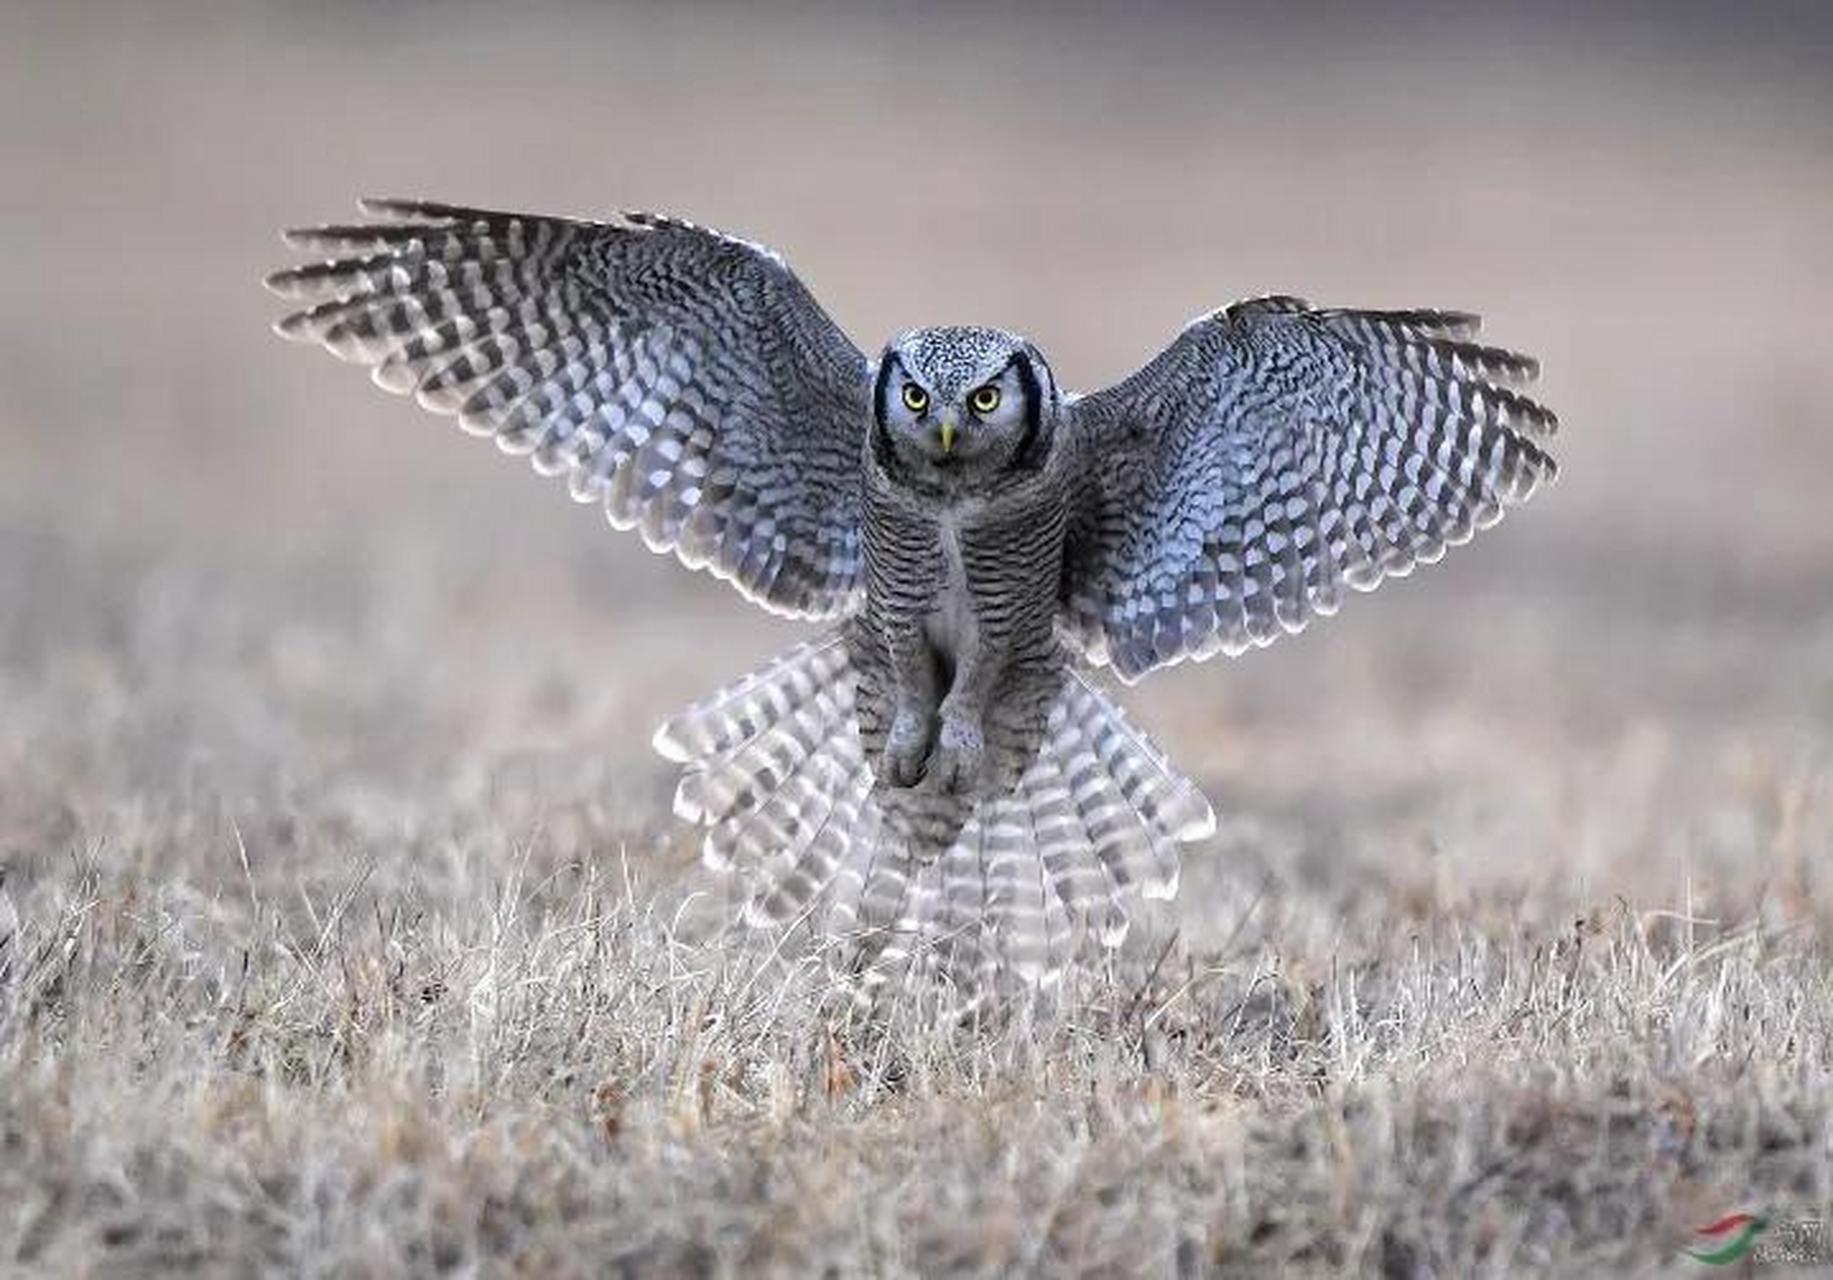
[938,415,958,455]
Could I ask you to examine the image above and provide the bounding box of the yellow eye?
[901,383,929,413]
[969,384,1002,415]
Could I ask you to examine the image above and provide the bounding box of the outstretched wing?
[1062,296,1558,680]
[267,199,870,618]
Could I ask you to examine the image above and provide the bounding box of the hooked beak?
[938,415,958,455]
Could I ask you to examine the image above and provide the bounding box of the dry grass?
[5,3,1833,1275]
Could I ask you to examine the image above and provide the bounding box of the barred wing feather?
[1063,296,1558,680]
[267,199,870,618]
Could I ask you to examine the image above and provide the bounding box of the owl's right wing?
[1061,296,1558,681]
[267,199,870,618]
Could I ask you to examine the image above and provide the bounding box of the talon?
[882,705,934,788]
[927,713,986,795]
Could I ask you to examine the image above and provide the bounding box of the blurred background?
[3,0,1830,935]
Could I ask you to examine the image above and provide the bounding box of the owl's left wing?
[1061,297,1558,681]
[267,199,870,618]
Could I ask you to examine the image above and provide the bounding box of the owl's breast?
[859,466,1069,666]
[922,508,976,666]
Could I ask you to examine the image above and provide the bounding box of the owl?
[268,200,1557,986]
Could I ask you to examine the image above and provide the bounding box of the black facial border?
[870,351,908,472]
[872,350,902,431]
[1007,350,1047,472]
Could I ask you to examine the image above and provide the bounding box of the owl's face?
[872,326,1056,492]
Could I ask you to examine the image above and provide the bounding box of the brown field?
[3,4,1831,1274]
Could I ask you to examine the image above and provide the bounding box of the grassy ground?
[4,4,1832,1275]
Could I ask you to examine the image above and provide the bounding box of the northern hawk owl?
[268,200,1557,985]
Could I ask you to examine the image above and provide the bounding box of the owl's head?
[872,326,1058,492]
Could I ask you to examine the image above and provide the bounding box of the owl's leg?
[881,628,942,788]
[926,705,986,794]
[926,632,991,796]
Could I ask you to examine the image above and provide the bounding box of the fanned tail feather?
[655,637,1215,992]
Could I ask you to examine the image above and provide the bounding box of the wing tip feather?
[269,308,314,340]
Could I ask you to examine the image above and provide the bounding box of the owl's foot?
[882,704,935,788]
[923,710,986,795]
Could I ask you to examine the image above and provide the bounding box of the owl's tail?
[653,633,869,924]
[652,630,1215,986]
